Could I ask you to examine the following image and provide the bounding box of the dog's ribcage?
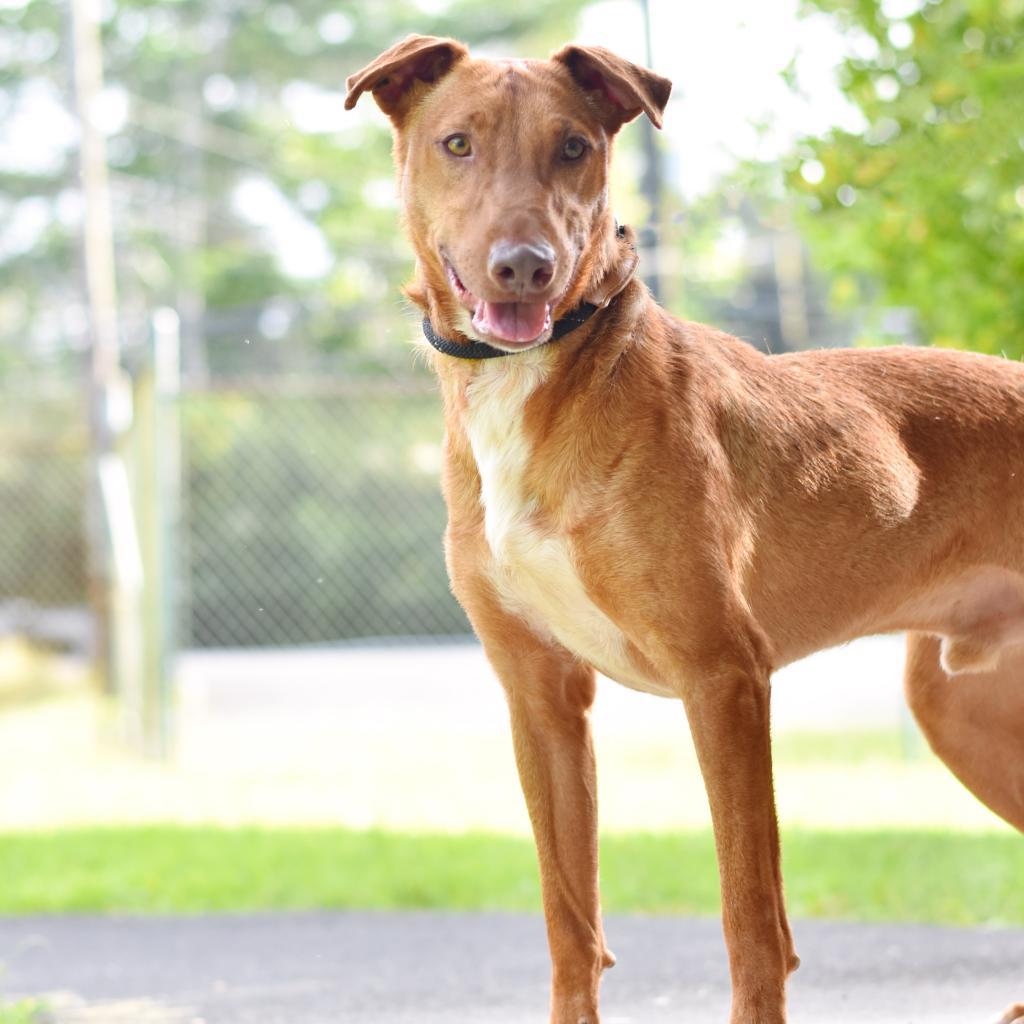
[463,358,669,696]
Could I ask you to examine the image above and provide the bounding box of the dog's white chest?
[462,362,661,694]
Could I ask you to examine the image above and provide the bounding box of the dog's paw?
[994,1002,1024,1024]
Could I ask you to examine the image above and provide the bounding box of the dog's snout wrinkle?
[488,240,556,294]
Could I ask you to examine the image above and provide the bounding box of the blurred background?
[0,0,1023,929]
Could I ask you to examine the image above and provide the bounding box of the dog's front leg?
[681,663,798,1024]
[495,636,611,1024]
[504,650,612,1024]
[461,591,612,1022]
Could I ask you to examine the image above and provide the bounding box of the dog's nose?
[488,241,556,293]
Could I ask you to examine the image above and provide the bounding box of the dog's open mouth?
[473,299,552,344]
[444,260,553,347]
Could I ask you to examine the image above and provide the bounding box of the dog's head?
[345,36,671,352]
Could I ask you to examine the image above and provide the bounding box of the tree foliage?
[790,0,1024,355]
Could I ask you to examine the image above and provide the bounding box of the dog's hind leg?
[904,632,1024,832]
[906,632,1024,1024]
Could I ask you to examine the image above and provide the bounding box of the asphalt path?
[2,912,1022,1023]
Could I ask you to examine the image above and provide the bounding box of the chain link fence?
[181,373,468,646]
[0,366,471,654]
[0,382,91,650]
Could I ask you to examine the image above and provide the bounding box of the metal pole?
[137,308,181,758]
[71,0,120,694]
[638,0,663,303]
[156,309,181,759]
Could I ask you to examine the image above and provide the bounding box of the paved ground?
[1,912,1022,1023]
[177,634,913,732]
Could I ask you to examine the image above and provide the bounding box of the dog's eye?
[562,136,588,161]
[444,134,472,157]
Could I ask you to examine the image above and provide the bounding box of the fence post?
[132,308,181,759]
[98,435,144,751]
[72,0,121,696]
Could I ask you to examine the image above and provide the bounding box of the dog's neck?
[412,223,651,446]
[427,274,655,455]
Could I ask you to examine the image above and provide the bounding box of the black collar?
[421,301,599,360]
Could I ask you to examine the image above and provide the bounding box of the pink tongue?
[473,300,550,343]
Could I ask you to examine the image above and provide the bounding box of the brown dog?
[345,35,1024,1024]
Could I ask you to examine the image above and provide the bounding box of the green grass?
[0,826,1022,925]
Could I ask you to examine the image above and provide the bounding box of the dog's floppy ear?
[345,35,468,123]
[552,44,671,131]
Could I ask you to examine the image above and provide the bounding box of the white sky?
[578,0,864,197]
